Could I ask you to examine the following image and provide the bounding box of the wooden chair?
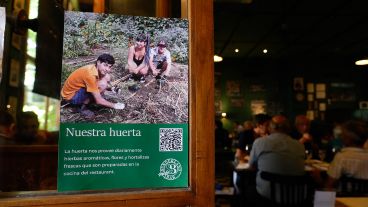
[338,176,368,197]
[260,171,313,207]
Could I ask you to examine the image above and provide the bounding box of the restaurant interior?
[0,0,367,206]
[214,0,368,206]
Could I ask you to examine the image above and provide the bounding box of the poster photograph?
[58,11,189,192]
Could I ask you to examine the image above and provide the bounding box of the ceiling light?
[221,112,227,118]
[263,49,268,54]
[235,49,239,53]
[214,55,223,62]
[355,59,368,66]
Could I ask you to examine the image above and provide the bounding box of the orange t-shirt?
[61,64,99,100]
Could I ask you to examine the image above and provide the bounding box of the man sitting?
[0,110,16,144]
[61,54,125,118]
[326,119,368,189]
[249,115,305,200]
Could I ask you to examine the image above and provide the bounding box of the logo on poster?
[158,158,182,180]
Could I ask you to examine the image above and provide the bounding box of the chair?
[260,171,313,207]
[338,176,368,197]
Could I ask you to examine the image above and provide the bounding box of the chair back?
[260,171,313,207]
[338,176,368,197]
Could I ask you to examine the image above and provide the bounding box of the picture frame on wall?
[230,98,244,108]
[226,80,241,97]
[251,100,266,115]
[307,83,314,93]
[293,77,304,91]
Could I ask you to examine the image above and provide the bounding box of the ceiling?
[214,0,368,63]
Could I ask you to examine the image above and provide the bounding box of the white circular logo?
[158,158,182,180]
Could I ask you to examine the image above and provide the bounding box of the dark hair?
[157,39,167,47]
[97,53,115,65]
[135,33,151,65]
[136,33,148,42]
[253,113,271,125]
[0,110,15,127]
[342,120,368,146]
[17,111,39,125]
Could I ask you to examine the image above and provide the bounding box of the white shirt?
[150,47,171,67]
[327,147,368,180]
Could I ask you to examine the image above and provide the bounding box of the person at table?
[235,113,271,163]
[325,119,368,189]
[0,110,16,144]
[290,114,319,159]
[14,111,47,145]
[232,113,272,204]
[249,114,305,200]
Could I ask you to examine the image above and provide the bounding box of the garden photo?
[60,11,189,124]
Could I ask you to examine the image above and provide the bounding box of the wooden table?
[335,197,368,207]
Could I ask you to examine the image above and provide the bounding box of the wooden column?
[93,0,105,13]
[189,0,215,205]
[156,0,170,18]
[181,0,188,19]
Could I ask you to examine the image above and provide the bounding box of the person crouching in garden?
[127,33,151,83]
[149,39,172,82]
[61,53,125,118]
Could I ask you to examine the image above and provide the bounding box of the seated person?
[235,114,271,163]
[326,119,368,189]
[249,115,305,200]
[291,114,319,159]
[14,111,47,145]
[0,110,16,144]
[233,114,272,198]
[61,53,125,118]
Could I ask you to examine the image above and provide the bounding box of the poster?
[58,12,189,192]
[250,100,266,115]
[0,7,5,84]
[226,80,241,97]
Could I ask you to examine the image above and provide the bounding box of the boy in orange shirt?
[61,54,125,117]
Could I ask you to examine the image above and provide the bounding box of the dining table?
[335,197,368,207]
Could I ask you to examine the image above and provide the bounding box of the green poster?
[58,11,189,192]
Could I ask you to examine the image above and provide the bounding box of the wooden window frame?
[0,0,214,206]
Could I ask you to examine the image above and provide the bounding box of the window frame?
[0,0,214,206]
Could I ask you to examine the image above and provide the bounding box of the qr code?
[159,128,183,151]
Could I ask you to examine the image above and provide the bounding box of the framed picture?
[316,83,326,92]
[293,77,304,91]
[307,94,314,102]
[319,103,326,111]
[316,91,326,99]
[226,80,241,97]
[230,98,244,108]
[251,100,266,115]
[307,83,314,93]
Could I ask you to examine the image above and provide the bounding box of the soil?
[60,52,188,124]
